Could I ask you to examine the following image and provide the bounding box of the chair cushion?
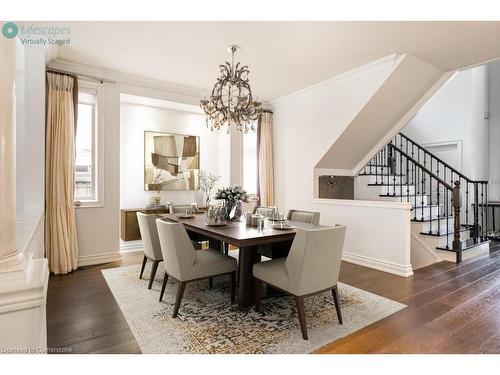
[253,258,289,291]
[192,249,237,280]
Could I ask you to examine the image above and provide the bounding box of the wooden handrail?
[398,132,489,184]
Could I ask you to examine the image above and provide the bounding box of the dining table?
[160,213,328,308]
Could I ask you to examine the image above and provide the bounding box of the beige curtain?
[45,72,79,274]
[257,111,275,206]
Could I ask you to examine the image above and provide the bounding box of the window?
[243,127,258,195]
[75,87,101,205]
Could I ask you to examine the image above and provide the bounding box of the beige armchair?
[136,212,164,289]
[253,225,346,340]
[287,209,320,225]
[156,219,237,318]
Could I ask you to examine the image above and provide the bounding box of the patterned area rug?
[102,263,405,354]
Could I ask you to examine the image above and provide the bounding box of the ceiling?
[41,21,500,101]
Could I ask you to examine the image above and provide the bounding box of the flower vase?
[224,201,243,222]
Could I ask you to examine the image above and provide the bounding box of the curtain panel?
[257,111,275,206]
[45,72,79,274]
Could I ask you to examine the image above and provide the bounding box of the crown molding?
[47,59,205,99]
[270,53,404,107]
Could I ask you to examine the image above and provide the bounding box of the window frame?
[74,81,104,208]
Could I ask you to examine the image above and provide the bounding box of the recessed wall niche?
[318,175,354,199]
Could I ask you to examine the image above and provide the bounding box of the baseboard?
[78,252,122,267]
[342,251,413,277]
[120,240,143,253]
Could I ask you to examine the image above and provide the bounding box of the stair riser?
[421,230,471,248]
[420,219,455,233]
[412,206,441,220]
[381,185,416,195]
[378,194,430,207]
[367,175,405,185]
[361,166,392,174]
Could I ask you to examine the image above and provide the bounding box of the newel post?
[452,181,462,262]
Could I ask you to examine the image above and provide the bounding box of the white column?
[0,37,16,260]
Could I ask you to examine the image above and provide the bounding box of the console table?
[120,207,170,241]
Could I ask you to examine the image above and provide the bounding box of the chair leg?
[139,255,147,279]
[148,260,160,289]
[172,281,187,318]
[294,296,308,340]
[331,285,343,324]
[159,273,169,302]
[255,279,262,311]
[224,242,229,255]
[209,277,213,289]
[230,272,236,304]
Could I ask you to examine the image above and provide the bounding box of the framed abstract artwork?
[144,131,200,191]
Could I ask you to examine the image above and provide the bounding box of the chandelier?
[200,45,262,133]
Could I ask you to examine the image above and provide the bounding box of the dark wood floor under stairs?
[47,242,500,354]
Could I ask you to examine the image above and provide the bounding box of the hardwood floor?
[46,242,500,354]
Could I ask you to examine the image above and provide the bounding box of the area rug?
[102,263,406,354]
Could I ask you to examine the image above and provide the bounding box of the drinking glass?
[257,215,264,230]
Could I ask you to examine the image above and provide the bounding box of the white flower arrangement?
[214,185,250,203]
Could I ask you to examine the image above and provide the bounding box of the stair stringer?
[410,227,442,270]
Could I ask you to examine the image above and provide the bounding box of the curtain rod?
[46,68,116,84]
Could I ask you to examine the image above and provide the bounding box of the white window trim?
[75,81,105,208]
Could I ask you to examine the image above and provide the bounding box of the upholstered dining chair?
[171,204,205,250]
[253,225,346,340]
[287,209,321,225]
[155,219,237,318]
[136,212,164,289]
[171,204,192,213]
[253,205,276,217]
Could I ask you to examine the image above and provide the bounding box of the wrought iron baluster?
[446,188,449,249]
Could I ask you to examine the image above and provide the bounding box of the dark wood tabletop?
[159,213,329,307]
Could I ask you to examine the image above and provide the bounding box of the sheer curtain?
[257,111,275,206]
[45,72,79,274]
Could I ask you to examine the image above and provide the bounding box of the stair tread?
[411,215,454,222]
[358,173,405,177]
[419,227,470,237]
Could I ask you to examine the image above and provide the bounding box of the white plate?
[271,224,295,230]
[205,222,227,227]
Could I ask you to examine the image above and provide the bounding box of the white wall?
[488,60,500,201]
[403,66,489,180]
[120,101,224,208]
[75,84,121,265]
[314,199,412,277]
[272,58,396,211]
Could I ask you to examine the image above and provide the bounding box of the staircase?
[357,132,490,266]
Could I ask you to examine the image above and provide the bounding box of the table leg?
[238,245,261,308]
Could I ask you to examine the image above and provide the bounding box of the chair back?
[285,225,346,296]
[155,219,196,281]
[287,209,320,225]
[253,206,275,218]
[136,212,163,261]
[171,204,192,214]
